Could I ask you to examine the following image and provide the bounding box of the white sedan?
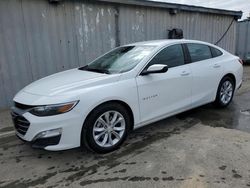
[12,39,243,153]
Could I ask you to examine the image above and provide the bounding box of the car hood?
[21,69,121,96]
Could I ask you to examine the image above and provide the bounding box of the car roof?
[127,39,215,47]
[122,39,228,55]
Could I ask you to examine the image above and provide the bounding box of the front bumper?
[16,133,61,149]
[11,105,84,151]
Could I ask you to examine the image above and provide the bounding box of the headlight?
[29,101,79,117]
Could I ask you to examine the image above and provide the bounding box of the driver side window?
[147,44,185,68]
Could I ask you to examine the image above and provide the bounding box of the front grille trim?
[16,124,29,129]
[16,127,27,134]
[16,118,29,125]
[11,111,30,136]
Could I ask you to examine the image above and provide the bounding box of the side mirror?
[141,64,168,75]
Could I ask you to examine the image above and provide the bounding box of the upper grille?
[14,102,34,110]
[11,111,30,136]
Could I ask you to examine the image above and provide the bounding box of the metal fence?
[0,0,238,109]
[236,20,250,62]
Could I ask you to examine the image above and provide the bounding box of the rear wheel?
[214,76,235,108]
[82,103,131,153]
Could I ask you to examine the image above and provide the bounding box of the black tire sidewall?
[215,77,235,107]
[82,103,131,153]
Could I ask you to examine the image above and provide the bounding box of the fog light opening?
[33,128,62,141]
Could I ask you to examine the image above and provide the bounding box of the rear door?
[185,43,224,107]
[136,44,192,124]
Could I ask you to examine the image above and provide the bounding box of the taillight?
[238,59,243,65]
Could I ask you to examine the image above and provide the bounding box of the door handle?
[180,71,190,76]
[213,64,221,68]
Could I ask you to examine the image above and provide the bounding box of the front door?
[136,44,192,124]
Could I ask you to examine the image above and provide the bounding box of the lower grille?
[11,111,30,136]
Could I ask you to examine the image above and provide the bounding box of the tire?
[81,102,131,153]
[214,76,235,108]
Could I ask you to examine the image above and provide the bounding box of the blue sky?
[150,0,250,20]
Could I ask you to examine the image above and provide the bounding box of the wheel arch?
[80,100,135,149]
[82,100,135,131]
[213,73,236,106]
[216,73,236,95]
[223,73,236,86]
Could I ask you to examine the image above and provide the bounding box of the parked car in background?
[244,52,250,64]
[11,39,243,153]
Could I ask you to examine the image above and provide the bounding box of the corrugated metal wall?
[236,21,250,61]
[118,5,236,52]
[0,0,237,109]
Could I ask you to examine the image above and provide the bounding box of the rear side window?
[187,43,212,62]
[148,44,185,68]
[210,47,223,57]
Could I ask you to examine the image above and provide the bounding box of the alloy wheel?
[92,111,126,147]
[220,80,233,105]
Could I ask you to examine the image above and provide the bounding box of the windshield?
[79,45,155,74]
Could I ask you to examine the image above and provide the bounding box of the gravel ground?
[0,66,250,188]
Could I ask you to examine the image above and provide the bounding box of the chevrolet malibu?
[12,39,243,153]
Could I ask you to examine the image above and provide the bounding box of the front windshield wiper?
[79,66,110,74]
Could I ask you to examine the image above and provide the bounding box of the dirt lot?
[0,66,250,188]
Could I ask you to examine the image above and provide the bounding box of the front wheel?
[82,103,131,153]
[214,76,235,108]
